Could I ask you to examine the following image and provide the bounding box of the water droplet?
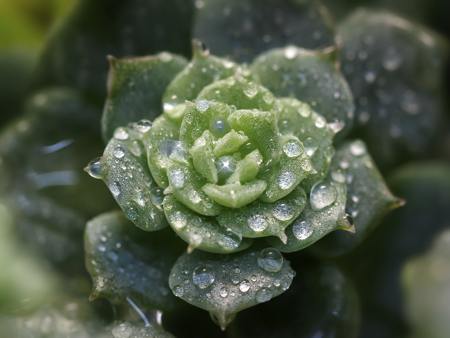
[113,146,125,159]
[216,156,237,182]
[98,244,106,252]
[196,100,210,112]
[282,141,302,158]
[173,285,184,297]
[331,170,346,183]
[85,158,102,179]
[263,92,274,105]
[314,116,326,128]
[134,120,152,133]
[244,83,258,98]
[256,288,272,303]
[310,181,337,210]
[277,171,296,190]
[171,211,187,229]
[129,141,142,157]
[303,137,318,157]
[273,203,294,221]
[163,102,176,112]
[160,140,187,163]
[248,215,268,232]
[114,127,129,140]
[350,142,366,156]
[257,248,284,273]
[284,46,298,59]
[109,181,121,197]
[112,322,133,338]
[211,118,229,136]
[383,49,402,71]
[292,220,313,240]
[239,280,251,293]
[219,287,229,298]
[192,266,215,289]
[365,71,376,83]
[168,168,185,188]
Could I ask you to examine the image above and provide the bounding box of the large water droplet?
[272,203,294,221]
[350,142,366,156]
[109,181,121,197]
[284,46,298,60]
[310,182,337,210]
[277,171,296,190]
[256,288,272,303]
[171,211,187,229]
[282,141,302,158]
[134,120,152,133]
[257,248,284,273]
[292,220,313,240]
[216,156,237,182]
[196,100,210,112]
[192,266,215,289]
[85,157,102,179]
[239,279,251,293]
[219,287,229,298]
[114,127,129,140]
[168,168,186,188]
[244,83,258,98]
[113,146,125,159]
[248,215,268,232]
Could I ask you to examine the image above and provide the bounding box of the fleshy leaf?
[269,176,348,253]
[227,149,263,184]
[163,40,237,112]
[261,135,313,202]
[34,0,194,99]
[202,181,267,209]
[233,263,360,338]
[193,0,335,62]
[217,187,307,242]
[213,130,249,157]
[311,140,402,257]
[102,53,187,140]
[168,247,295,329]
[163,195,252,254]
[277,98,335,187]
[251,46,355,137]
[85,211,184,312]
[190,130,218,183]
[198,74,276,112]
[97,124,167,231]
[339,9,448,169]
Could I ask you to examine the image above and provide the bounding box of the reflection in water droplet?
[192,266,215,289]
[239,280,251,293]
[171,211,187,229]
[278,171,296,190]
[273,203,294,221]
[196,100,210,112]
[350,142,366,156]
[256,288,272,303]
[292,220,313,240]
[114,127,129,140]
[85,158,103,179]
[282,141,302,158]
[219,287,229,298]
[310,182,337,210]
[168,168,185,188]
[110,181,121,197]
[257,248,284,273]
[248,215,268,232]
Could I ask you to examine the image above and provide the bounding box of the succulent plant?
[0,0,448,337]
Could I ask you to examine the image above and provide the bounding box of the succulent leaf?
[193,0,335,62]
[102,53,188,140]
[251,46,355,138]
[85,211,184,312]
[168,247,295,329]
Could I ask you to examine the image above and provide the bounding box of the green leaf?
[163,195,252,254]
[193,0,335,62]
[277,98,335,188]
[162,40,238,112]
[97,124,167,231]
[85,211,184,312]
[268,175,348,253]
[217,187,307,242]
[232,263,360,338]
[101,53,188,140]
[403,229,450,338]
[311,140,402,257]
[251,46,355,138]
[339,9,448,169]
[0,88,114,272]
[168,247,295,329]
[34,0,194,99]
[190,130,218,183]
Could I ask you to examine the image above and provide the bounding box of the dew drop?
[303,137,318,157]
[192,266,215,289]
[310,181,337,210]
[168,168,186,188]
[277,171,296,190]
[284,46,298,60]
[219,287,229,298]
[113,146,125,159]
[173,285,184,297]
[163,102,176,113]
[282,141,302,158]
[239,280,251,293]
[248,215,268,232]
[171,211,187,229]
[216,156,237,182]
[244,83,258,98]
[365,70,376,83]
[134,120,152,133]
[331,170,346,183]
[350,142,366,156]
[114,127,129,140]
[256,288,272,303]
[314,116,326,128]
[85,158,102,179]
[273,203,294,221]
[292,220,313,240]
[196,100,210,112]
[257,248,284,273]
[109,181,121,197]
[112,323,133,338]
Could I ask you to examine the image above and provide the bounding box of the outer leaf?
[85,211,184,312]
[169,247,295,329]
[101,53,187,140]
[193,0,335,62]
[163,195,252,254]
[251,46,355,138]
[98,124,167,231]
[339,9,448,169]
[311,140,402,257]
[34,0,194,99]
[268,176,348,253]
[0,88,114,273]
[233,263,360,338]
